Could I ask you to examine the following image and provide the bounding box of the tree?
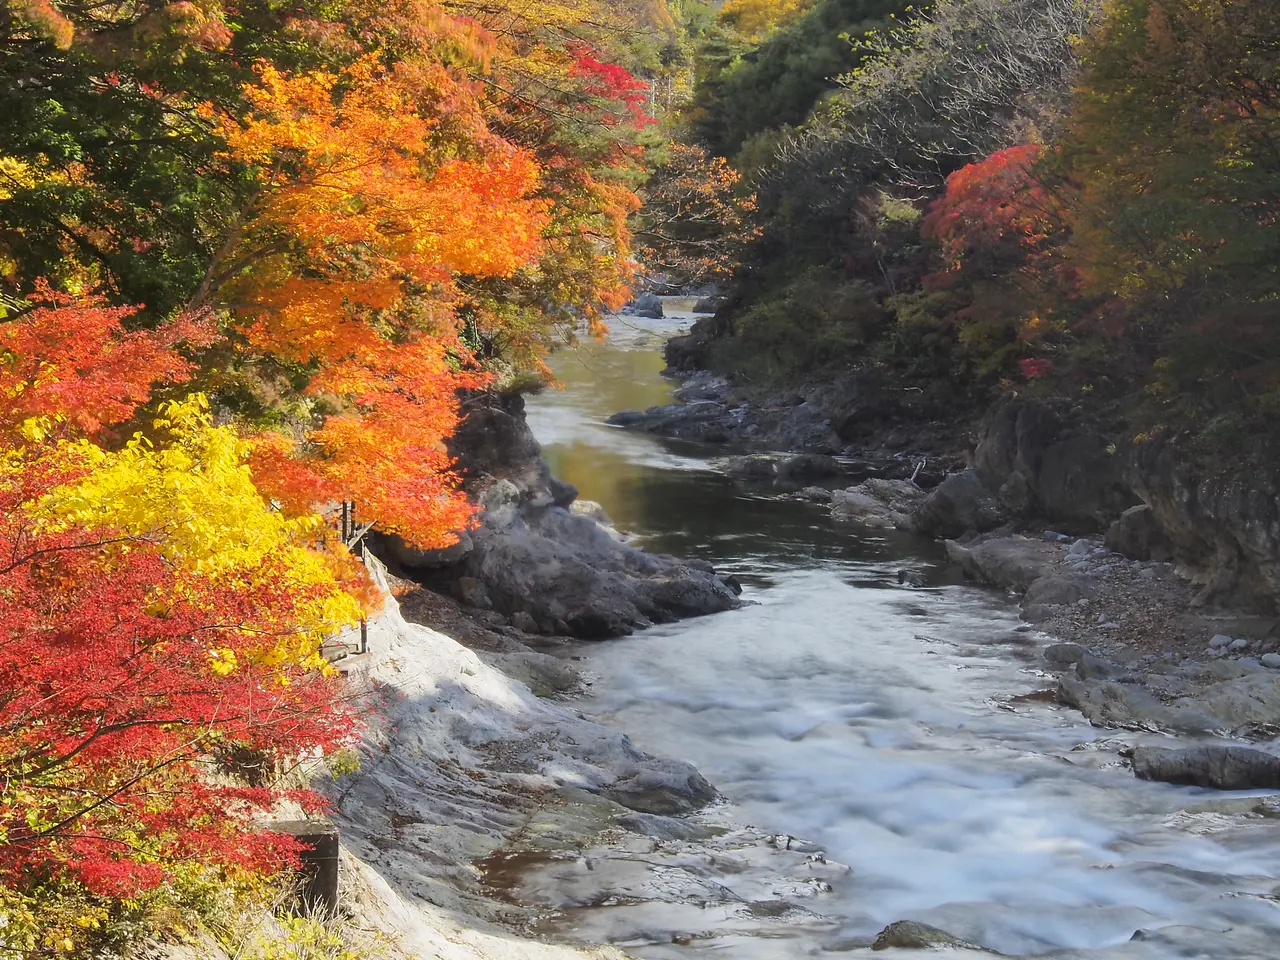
[1060,0,1280,425]
[634,142,759,283]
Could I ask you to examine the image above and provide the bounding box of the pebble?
[1263,653,1280,670]
[1207,647,1227,657]
[1068,539,1093,558]
[1209,634,1234,649]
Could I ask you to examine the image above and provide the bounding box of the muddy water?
[519,306,1280,959]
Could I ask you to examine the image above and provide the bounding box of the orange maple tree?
[205,59,552,546]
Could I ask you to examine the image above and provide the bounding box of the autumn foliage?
[0,0,666,946]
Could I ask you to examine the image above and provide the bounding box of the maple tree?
[0,0,679,950]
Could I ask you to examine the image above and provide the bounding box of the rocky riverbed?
[608,340,1280,800]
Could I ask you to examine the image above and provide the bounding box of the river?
[516,305,1280,959]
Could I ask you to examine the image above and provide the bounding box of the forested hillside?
[673,0,1280,449]
[0,0,680,953]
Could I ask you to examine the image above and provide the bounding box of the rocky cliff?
[370,391,742,639]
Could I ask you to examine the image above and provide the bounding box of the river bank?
[607,314,1280,786]
[173,306,1280,960]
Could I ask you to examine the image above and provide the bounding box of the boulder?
[910,469,1003,539]
[370,530,474,570]
[1105,504,1173,562]
[630,293,664,319]
[778,453,842,481]
[1021,574,1097,622]
[692,296,722,314]
[726,455,779,481]
[872,921,987,952]
[945,537,1061,591]
[1132,745,1280,790]
[376,395,741,640]
[570,499,613,526]
[1044,643,1089,667]
[831,479,926,529]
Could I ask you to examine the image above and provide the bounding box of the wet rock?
[726,455,779,481]
[799,486,834,503]
[672,374,729,403]
[871,920,988,952]
[604,766,717,816]
[831,479,926,529]
[778,453,842,481]
[1132,744,1280,790]
[617,812,716,841]
[945,537,1061,591]
[491,651,582,697]
[570,499,613,526]
[1044,643,1089,667]
[630,293,664,319]
[1057,677,1220,733]
[1105,504,1173,562]
[606,400,730,442]
[910,469,1003,539]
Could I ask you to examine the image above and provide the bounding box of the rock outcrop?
[371,394,741,639]
[831,479,927,529]
[1131,744,1280,790]
[1127,439,1280,611]
[972,396,1136,528]
[871,920,990,952]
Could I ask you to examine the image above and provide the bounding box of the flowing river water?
[514,305,1280,959]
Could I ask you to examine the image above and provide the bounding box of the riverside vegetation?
[4,0,1279,956]
[0,0,737,954]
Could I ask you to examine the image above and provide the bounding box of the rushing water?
[519,305,1280,959]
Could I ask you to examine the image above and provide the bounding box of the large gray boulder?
[1105,504,1173,562]
[630,293,664,319]
[832,479,926,529]
[1132,745,1280,790]
[945,537,1061,591]
[910,469,1003,538]
[1020,573,1097,622]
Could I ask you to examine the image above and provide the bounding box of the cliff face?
[909,396,1280,613]
[370,391,741,639]
[1127,441,1280,612]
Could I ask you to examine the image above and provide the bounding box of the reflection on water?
[520,308,1280,959]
